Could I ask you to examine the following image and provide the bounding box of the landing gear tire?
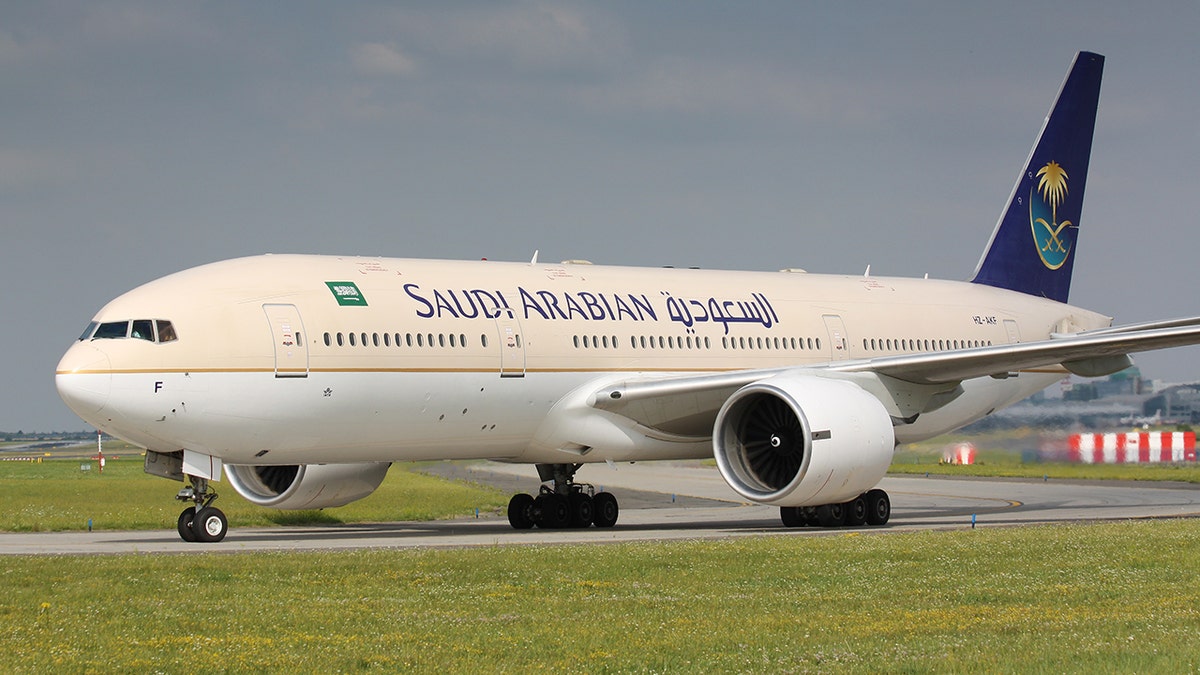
[780,506,805,528]
[508,463,620,531]
[865,489,891,526]
[192,506,228,543]
[592,492,619,528]
[177,507,198,542]
[536,493,571,529]
[803,507,821,527]
[844,496,868,527]
[569,492,594,528]
[175,474,223,542]
[816,503,845,527]
[508,493,536,529]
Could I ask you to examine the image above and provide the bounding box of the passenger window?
[156,320,178,343]
[93,321,129,339]
[78,322,99,341]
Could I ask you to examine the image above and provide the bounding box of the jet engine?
[713,375,894,507]
[226,462,392,510]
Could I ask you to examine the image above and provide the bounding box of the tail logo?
[1030,160,1074,270]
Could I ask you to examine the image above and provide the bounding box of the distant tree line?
[1,430,96,442]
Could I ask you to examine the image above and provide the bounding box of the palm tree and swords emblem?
[1030,160,1074,270]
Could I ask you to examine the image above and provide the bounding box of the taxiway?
[1,462,1197,555]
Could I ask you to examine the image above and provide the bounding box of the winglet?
[970,51,1104,303]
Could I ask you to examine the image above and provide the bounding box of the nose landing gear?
[175,475,228,543]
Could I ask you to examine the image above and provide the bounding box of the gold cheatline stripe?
[56,366,1074,377]
[57,366,744,376]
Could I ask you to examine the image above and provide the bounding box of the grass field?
[1,519,1197,672]
[0,455,508,532]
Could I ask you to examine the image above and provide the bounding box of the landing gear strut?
[507,463,619,530]
[175,475,228,543]
[779,489,890,529]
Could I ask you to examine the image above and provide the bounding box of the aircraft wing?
[835,320,1200,385]
[592,318,1200,434]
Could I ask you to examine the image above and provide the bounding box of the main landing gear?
[175,475,228,543]
[779,489,890,528]
[507,463,620,530]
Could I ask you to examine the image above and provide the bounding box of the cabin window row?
[322,331,490,349]
[861,337,992,352]
[723,335,820,351]
[570,334,821,352]
[572,334,717,350]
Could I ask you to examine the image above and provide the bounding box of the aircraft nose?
[55,342,112,419]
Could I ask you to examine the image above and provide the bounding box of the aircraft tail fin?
[969,51,1104,303]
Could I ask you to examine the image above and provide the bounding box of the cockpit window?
[131,320,154,341]
[86,319,179,343]
[93,321,130,339]
[156,320,177,343]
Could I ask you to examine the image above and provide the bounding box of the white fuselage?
[56,254,1110,466]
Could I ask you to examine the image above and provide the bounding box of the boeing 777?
[56,52,1200,542]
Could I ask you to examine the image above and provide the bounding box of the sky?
[3,1,1200,432]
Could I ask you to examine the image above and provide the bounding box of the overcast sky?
[4,2,1200,432]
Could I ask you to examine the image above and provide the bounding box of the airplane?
[56,51,1200,543]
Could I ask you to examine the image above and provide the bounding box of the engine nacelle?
[713,375,895,507]
[226,462,392,510]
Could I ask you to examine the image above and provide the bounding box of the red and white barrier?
[1067,432,1197,464]
[942,443,977,465]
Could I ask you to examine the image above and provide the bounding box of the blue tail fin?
[970,51,1104,303]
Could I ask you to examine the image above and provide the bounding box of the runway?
[2,462,1198,555]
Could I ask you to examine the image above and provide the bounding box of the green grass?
[2,519,1198,672]
[0,457,508,532]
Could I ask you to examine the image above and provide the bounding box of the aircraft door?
[493,309,526,378]
[822,314,850,361]
[263,304,309,378]
[1004,319,1022,344]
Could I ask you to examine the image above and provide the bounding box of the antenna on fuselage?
[530,250,539,265]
